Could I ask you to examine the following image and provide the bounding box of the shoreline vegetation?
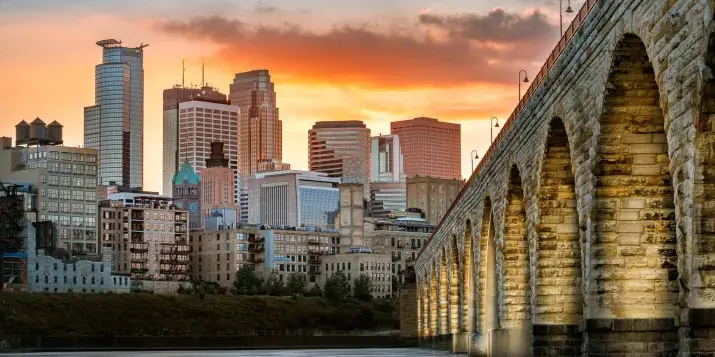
[0,292,399,337]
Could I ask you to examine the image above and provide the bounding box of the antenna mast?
[202,62,205,87]
[182,59,185,88]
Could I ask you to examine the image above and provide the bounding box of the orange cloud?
[154,9,557,89]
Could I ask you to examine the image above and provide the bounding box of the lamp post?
[560,0,574,37]
[491,117,500,143]
[471,150,479,173]
[519,70,530,101]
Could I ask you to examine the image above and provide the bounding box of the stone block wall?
[400,283,418,338]
[415,0,715,355]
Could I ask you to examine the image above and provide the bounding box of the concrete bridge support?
[409,0,715,356]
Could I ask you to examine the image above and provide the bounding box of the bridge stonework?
[413,0,715,356]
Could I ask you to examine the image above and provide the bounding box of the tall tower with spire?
[173,160,201,230]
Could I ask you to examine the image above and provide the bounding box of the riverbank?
[0,335,419,352]
[0,293,398,337]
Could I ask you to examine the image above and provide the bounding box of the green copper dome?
[173,160,200,185]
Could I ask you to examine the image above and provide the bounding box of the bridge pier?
[585,318,678,356]
[532,324,581,357]
[452,332,470,353]
[687,309,715,355]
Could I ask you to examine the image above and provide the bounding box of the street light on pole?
[560,0,574,37]
[519,70,530,101]
[490,117,500,143]
[471,150,479,173]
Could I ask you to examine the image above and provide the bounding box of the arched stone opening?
[430,266,438,337]
[439,249,449,335]
[478,198,499,335]
[449,236,459,334]
[503,165,530,328]
[589,33,677,354]
[462,219,474,333]
[533,118,583,356]
[691,25,715,356]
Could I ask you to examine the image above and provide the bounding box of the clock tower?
[173,160,202,230]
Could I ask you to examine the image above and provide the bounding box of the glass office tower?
[84,39,146,189]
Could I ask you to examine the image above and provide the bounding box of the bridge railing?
[419,0,599,258]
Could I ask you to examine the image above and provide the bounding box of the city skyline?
[0,0,583,192]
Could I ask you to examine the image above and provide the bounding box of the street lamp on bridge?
[560,0,575,36]
[519,70,530,101]
[471,150,479,173]
[490,117,499,143]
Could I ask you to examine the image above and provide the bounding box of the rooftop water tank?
[47,121,63,143]
[15,120,30,144]
[29,118,46,140]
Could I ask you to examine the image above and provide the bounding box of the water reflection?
[5,348,454,357]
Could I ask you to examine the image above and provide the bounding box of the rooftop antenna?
[202,62,205,87]
[182,59,185,88]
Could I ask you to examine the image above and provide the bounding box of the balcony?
[308,258,320,265]
[397,242,406,248]
[307,238,320,245]
[392,255,401,262]
[405,257,416,263]
[130,244,149,253]
[131,267,149,274]
[308,270,321,275]
[131,256,147,263]
[248,235,264,243]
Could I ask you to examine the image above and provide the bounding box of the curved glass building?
[84,39,145,189]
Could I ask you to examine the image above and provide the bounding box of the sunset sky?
[0,0,582,194]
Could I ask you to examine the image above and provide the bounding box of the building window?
[64,276,67,283]
[54,276,57,283]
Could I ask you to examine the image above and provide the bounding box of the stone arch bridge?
[414,0,715,355]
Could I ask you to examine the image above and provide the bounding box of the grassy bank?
[0,293,398,336]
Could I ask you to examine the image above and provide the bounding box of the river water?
[3,348,453,356]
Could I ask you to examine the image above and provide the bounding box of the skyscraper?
[369,134,406,217]
[200,142,240,218]
[84,39,146,189]
[309,121,371,198]
[176,99,240,203]
[229,70,283,177]
[162,85,227,196]
[390,117,461,180]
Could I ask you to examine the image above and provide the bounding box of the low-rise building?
[1,119,100,254]
[319,249,393,299]
[100,193,190,293]
[406,175,463,226]
[26,223,130,293]
[364,215,434,284]
[189,225,342,288]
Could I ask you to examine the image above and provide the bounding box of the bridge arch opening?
[462,219,474,332]
[439,249,449,335]
[449,235,459,334]
[695,29,715,310]
[503,165,530,329]
[534,117,582,356]
[478,198,499,334]
[590,33,677,353]
[430,265,438,337]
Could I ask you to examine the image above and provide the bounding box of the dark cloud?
[419,9,555,43]
[254,2,279,14]
[155,10,557,89]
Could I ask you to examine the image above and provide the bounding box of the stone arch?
[449,235,459,334]
[439,248,449,335]
[430,264,438,336]
[533,117,583,356]
[462,219,474,332]
[694,27,715,310]
[503,165,530,329]
[589,33,677,352]
[478,197,499,334]
[535,117,582,322]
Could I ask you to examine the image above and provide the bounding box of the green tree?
[233,265,263,295]
[286,273,308,296]
[263,270,286,296]
[324,271,350,302]
[353,274,373,301]
[391,275,400,296]
[307,284,322,297]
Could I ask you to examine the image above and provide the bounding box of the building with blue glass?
[246,170,340,229]
[84,39,146,189]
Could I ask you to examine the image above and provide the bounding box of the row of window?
[42,175,96,188]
